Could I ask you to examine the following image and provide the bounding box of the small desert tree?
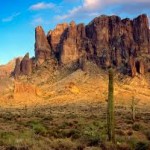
[107,68,115,143]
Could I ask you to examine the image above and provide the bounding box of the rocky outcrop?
[13,14,150,77]
[60,21,80,64]
[129,56,137,77]
[47,22,81,64]
[14,58,21,77]
[14,53,32,77]
[133,14,150,53]
[47,23,68,55]
[0,58,19,78]
[20,53,32,75]
[85,14,150,76]
[14,81,41,96]
[35,26,52,65]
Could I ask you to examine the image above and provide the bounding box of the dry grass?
[0,102,149,149]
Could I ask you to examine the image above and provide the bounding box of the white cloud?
[31,17,44,26]
[56,0,150,21]
[56,0,101,20]
[29,2,55,10]
[33,17,43,23]
[83,0,101,10]
[2,12,20,22]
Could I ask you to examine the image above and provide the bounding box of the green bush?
[27,120,47,136]
[82,124,104,146]
[0,132,15,146]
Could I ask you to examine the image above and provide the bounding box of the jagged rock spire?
[35,26,52,65]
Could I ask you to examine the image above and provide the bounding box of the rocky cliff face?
[35,26,52,65]
[0,58,19,78]
[14,53,32,77]
[14,14,150,77]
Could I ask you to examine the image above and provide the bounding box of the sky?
[0,0,150,65]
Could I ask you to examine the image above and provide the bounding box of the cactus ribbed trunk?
[107,68,115,143]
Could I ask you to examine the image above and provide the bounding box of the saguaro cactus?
[107,68,115,142]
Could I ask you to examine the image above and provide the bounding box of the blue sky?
[0,0,150,64]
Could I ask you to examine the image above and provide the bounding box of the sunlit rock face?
[47,23,69,54]
[35,26,52,65]
[14,58,21,77]
[14,53,32,77]
[85,14,150,76]
[13,14,150,77]
[20,53,32,75]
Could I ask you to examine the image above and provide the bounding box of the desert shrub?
[2,112,15,121]
[59,121,74,129]
[135,141,149,150]
[0,132,14,140]
[144,130,150,140]
[84,147,102,150]
[117,143,131,150]
[0,132,15,146]
[127,130,133,136]
[125,119,133,124]
[62,129,81,139]
[116,136,126,144]
[6,146,29,150]
[47,128,60,138]
[48,127,81,140]
[100,142,116,150]
[50,138,77,150]
[42,115,53,121]
[128,138,138,149]
[132,123,142,131]
[82,124,105,146]
[116,129,126,136]
[0,130,35,148]
[27,120,47,136]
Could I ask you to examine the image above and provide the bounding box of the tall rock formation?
[13,14,150,77]
[47,23,68,57]
[60,21,79,64]
[35,26,52,65]
[14,58,21,78]
[14,53,32,77]
[133,14,150,54]
[20,53,32,75]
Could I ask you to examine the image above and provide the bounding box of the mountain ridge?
[13,14,150,78]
